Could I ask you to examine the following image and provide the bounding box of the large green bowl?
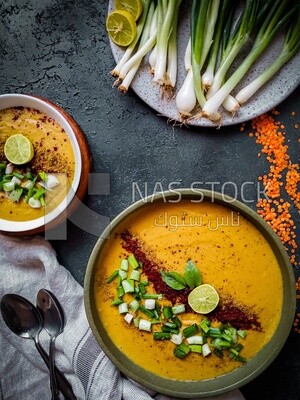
[84,189,295,398]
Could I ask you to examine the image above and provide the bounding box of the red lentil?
[247,111,300,333]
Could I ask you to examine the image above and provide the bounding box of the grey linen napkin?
[0,233,245,400]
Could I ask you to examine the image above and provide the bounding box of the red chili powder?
[121,230,261,330]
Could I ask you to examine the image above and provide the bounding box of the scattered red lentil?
[246,110,300,333]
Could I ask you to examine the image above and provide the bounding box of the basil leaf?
[184,260,202,289]
[161,271,186,290]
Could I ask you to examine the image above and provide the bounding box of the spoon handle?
[34,339,77,400]
[49,338,60,399]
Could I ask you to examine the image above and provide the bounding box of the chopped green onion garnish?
[130,269,141,281]
[174,343,191,359]
[122,279,135,293]
[106,270,119,284]
[118,303,129,314]
[183,323,199,338]
[3,181,15,191]
[189,344,202,353]
[118,269,127,281]
[153,332,171,340]
[128,254,139,269]
[120,259,129,271]
[129,299,140,312]
[171,304,185,315]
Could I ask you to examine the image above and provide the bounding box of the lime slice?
[106,10,137,47]
[115,0,143,21]
[4,134,34,165]
[188,284,220,314]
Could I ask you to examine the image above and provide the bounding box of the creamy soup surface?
[94,200,283,381]
[0,107,75,221]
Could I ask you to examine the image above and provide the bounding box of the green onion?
[3,181,15,191]
[153,331,171,340]
[128,254,140,269]
[207,0,259,99]
[130,269,141,281]
[139,305,154,319]
[106,270,119,284]
[200,319,210,333]
[142,293,162,300]
[235,7,300,107]
[171,304,185,315]
[163,306,173,319]
[120,259,129,271]
[171,316,182,328]
[237,330,247,339]
[118,269,127,281]
[153,0,179,85]
[8,188,23,202]
[117,286,125,298]
[139,319,152,332]
[13,171,24,180]
[111,298,123,306]
[188,344,202,353]
[118,303,129,314]
[213,348,224,358]
[191,0,210,109]
[122,279,135,293]
[202,0,295,121]
[129,299,140,312]
[33,187,46,200]
[174,343,191,359]
[39,171,47,182]
[183,323,199,338]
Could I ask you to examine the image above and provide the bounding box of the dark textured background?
[0,1,299,399]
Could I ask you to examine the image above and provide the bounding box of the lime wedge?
[188,284,220,314]
[106,10,137,47]
[4,134,34,165]
[115,0,143,21]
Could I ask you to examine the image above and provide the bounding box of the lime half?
[4,134,34,165]
[188,284,220,314]
[115,0,143,21]
[106,10,137,47]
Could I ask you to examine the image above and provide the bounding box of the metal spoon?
[0,294,76,399]
[36,289,65,400]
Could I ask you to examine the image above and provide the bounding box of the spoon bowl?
[1,293,75,399]
[37,289,66,400]
[0,294,42,339]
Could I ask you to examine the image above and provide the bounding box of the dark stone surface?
[0,1,299,399]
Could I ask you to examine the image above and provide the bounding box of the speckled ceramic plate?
[108,1,300,127]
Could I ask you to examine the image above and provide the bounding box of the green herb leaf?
[184,260,202,289]
[160,271,186,290]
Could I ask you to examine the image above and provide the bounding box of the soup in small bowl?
[0,93,91,235]
[84,189,295,398]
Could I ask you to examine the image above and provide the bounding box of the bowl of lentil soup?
[84,189,296,398]
[0,93,91,235]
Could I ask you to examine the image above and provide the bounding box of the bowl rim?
[84,189,296,398]
[0,93,82,232]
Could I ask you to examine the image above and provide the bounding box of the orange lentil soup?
[94,200,283,381]
[0,107,75,221]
